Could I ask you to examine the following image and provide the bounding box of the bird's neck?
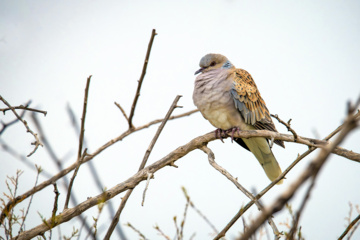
[221,60,234,69]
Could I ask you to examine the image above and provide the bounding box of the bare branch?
[18,165,42,234]
[104,95,182,239]
[238,107,359,240]
[287,175,316,240]
[154,224,171,240]
[63,149,87,210]
[0,108,199,226]
[338,214,360,240]
[31,111,93,235]
[271,114,298,141]
[179,191,190,240]
[114,101,129,122]
[0,95,43,156]
[66,104,127,239]
[139,95,182,170]
[0,105,47,116]
[3,114,359,229]
[181,186,218,235]
[51,183,60,227]
[0,101,30,135]
[125,222,148,240]
[128,29,157,129]
[141,172,153,206]
[214,110,359,239]
[64,76,92,210]
[77,75,91,161]
[200,145,281,239]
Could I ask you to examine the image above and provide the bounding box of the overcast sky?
[1,1,360,239]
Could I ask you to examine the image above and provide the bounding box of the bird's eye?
[210,61,216,67]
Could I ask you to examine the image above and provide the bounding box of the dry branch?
[200,145,281,239]
[2,124,359,229]
[128,29,157,129]
[64,75,92,210]
[0,101,30,135]
[13,114,359,239]
[0,108,199,225]
[104,95,182,239]
[238,108,359,240]
[338,214,360,240]
[0,105,47,116]
[0,95,43,156]
[214,110,360,239]
[66,104,126,239]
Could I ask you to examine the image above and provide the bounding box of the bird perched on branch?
[193,53,284,183]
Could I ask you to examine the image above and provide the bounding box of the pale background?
[1,1,359,239]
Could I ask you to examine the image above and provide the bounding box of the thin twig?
[139,95,182,170]
[174,217,180,239]
[0,105,47,116]
[51,183,60,227]
[271,114,298,141]
[0,95,43,156]
[125,222,148,240]
[114,101,130,122]
[338,214,360,240]
[287,175,317,240]
[179,192,190,240]
[181,186,218,234]
[0,101,30,135]
[64,149,87,210]
[154,224,171,240]
[64,75,92,210]
[141,172,153,206]
[76,216,87,240]
[77,76,91,161]
[18,165,42,234]
[104,95,182,240]
[128,29,157,129]
[200,145,281,239]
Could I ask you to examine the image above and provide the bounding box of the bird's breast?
[193,70,248,130]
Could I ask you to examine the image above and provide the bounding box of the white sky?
[1,1,360,239]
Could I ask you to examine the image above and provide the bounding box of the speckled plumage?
[193,53,284,183]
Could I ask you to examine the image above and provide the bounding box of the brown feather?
[232,68,285,148]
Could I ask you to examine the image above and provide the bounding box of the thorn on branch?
[114,101,130,123]
[169,162,178,168]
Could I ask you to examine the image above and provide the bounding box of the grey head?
[194,53,233,75]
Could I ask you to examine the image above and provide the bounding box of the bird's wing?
[230,68,285,148]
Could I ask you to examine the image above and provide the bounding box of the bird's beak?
[194,67,205,75]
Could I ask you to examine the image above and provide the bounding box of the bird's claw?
[214,128,226,143]
[226,127,241,143]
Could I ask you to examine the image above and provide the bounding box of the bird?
[193,53,285,184]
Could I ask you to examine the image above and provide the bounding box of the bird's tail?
[242,137,283,184]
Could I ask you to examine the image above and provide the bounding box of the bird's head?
[195,53,233,75]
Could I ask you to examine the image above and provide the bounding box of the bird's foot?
[226,127,241,143]
[214,128,227,143]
